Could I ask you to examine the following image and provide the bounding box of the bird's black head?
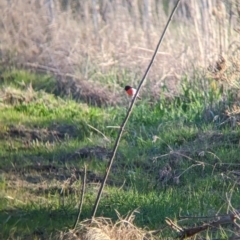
[124,85,131,91]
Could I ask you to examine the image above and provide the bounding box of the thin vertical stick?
[73,164,87,229]
[91,0,182,219]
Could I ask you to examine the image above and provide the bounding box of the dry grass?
[0,84,35,105]
[208,52,240,125]
[0,0,239,99]
[59,210,158,240]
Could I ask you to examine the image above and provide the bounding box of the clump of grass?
[0,68,57,92]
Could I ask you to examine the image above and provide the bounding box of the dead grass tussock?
[0,84,35,105]
[208,50,240,125]
[60,210,158,240]
[55,74,121,106]
[209,54,240,90]
[225,104,240,126]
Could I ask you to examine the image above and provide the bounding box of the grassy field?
[0,68,239,239]
[0,1,240,239]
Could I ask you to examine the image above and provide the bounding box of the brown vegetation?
[59,210,158,240]
[0,0,239,104]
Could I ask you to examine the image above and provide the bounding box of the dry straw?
[0,0,239,98]
[60,210,158,240]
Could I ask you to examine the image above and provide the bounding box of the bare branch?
[166,209,240,239]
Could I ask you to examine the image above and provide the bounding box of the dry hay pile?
[59,211,158,240]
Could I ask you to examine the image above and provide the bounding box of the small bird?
[124,85,141,99]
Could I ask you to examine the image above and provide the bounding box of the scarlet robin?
[124,85,141,99]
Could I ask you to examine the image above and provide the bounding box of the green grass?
[0,68,239,239]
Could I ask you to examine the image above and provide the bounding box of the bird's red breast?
[126,88,135,96]
[124,85,140,99]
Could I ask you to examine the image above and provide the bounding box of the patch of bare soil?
[4,165,103,196]
[63,146,112,162]
[1,123,79,143]
[3,145,116,195]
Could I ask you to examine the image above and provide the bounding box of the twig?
[86,123,111,143]
[166,209,240,239]
[91,0,182,219]
[73,164,87,229]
